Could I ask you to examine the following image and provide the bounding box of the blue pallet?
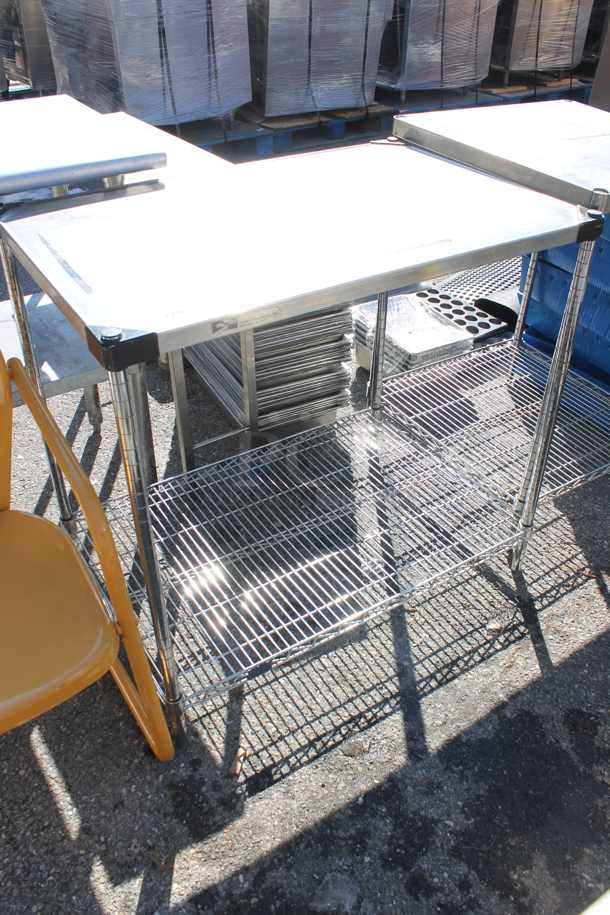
[521,258,610,376]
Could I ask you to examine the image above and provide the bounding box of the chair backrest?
[4,352,134,641]
[1,350,174,760]
[0,346,11,512]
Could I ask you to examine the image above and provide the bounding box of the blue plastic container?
[522,258,610,376]
[533,217,610,295]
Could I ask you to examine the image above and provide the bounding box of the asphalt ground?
[2,229,610,915]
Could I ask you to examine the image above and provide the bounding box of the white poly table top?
[394,100,610,213]
[0,140,591,367]
[0,95,167,195]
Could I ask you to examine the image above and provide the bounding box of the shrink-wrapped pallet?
[377,0,500,91]
[492,0,595,71]
[0,0,56,90]
[248,0,392,117]
[40,0,251,125]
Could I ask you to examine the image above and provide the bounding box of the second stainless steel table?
[0,94,169,527]
[392,100,610,567]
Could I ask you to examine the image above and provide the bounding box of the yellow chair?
[0,352,174,761]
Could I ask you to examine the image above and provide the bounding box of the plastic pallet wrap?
[491,0,595,71]
[377,0,500,91]
[248,0,392,117]
[583,0,610,60]
[0,0,56,89]
[40,0,251,125]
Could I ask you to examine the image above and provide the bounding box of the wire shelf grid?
[95,411,524,706]
[383,340,610,504]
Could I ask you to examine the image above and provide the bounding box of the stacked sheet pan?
[377,0,500,91]
[41,0,251,124]
[491,0,595,71]
[353,290,473,373]
[185,306,352,430]
[0,0,56,89]
[354,258,521,373]
[248,0,392,116]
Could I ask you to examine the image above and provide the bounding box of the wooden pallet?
[238,102,397,154]
[479,74,592,104]
[166,103,398,159]
[377,75,592,113]
[376,86,500,113]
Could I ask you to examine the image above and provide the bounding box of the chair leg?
[110,660,175,761]
[83,385,103,434]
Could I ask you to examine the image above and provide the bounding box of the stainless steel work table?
[393,100,610,213]
[391,101,610,568]
[0,95,169,194]
[0,94,170,528]
[0,95,229,512]
[0,140,600,736]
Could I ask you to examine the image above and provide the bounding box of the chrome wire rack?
[97,412,524,706]
[383,339,610,505]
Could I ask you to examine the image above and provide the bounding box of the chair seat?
[0,510,120,733]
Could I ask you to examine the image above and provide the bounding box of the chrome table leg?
[128,364,157,486]
[107,363,186,742]
[83,384,103,433]
[513,251,539,346]
[240,328,259,451]
[168,349,195,473]
[367,291,389,418]
[512,202,607,570]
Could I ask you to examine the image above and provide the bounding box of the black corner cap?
[86,326,160,372]
[577,208,605,243]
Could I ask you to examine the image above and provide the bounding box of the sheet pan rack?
[185,306,352,432]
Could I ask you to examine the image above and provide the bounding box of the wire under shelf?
[382,339,610,505]
[98,411,524,707]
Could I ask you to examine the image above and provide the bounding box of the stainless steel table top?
[0,139,592,370]
[0,95,167,195]
[394,100,610,213]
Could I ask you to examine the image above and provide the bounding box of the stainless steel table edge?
[152,228,589,355]
[0,183,164,348]
[393,118,610,215]
[0,186,589,358]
